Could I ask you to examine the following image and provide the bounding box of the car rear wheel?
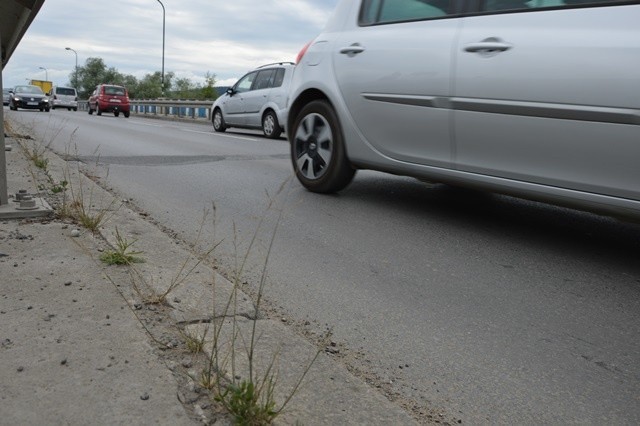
[96,105,102,116]
[124,111,130,118]
[114,111,120,117]
[88,105,93,115]
[262,110,281,139]
[212,109,226,132]
[290,100,355,193]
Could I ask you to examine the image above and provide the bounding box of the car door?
[332,0,460,168]
[454,2,640,201]
[243,69,276,127]
[224,71,256,126]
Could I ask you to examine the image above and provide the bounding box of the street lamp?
[65,47,78,89]
[39,66,48,81]
[156,0,165,95]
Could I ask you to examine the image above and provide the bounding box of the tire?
[114,111,120,117]
[262,110,282,139]
[73,107,78,112]
[290,100,355,193]
[124,111,130,118]
[10,104,17,111]
[45,108,50,112]
[212,109,226,132]
[96,105,102,116]
[88,105,93,115]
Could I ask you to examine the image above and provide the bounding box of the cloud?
[2,0,338,89]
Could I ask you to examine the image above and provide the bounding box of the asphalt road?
[7,108,640,424]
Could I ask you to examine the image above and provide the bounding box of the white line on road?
[181,128,258,141]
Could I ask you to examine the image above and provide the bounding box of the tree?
[200,71,218,101]
[173,77,196,99]
[135,71,174,99]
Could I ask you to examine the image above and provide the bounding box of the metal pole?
[156,0,165,95]
[0,31,8,205]
[65,47,78,89]
[39,66,48,81]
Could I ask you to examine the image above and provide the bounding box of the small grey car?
[287,0,640,219]
[212,62,294,139]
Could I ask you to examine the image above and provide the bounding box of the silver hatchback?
[212,62,294,139]
[287,0,640,219]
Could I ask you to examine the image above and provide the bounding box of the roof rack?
[256,62,295,68]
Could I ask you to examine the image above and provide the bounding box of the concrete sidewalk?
[0,131,419,424]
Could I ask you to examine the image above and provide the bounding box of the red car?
[88,84,130,117]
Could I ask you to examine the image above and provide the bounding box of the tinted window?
[361,0,452,24]
[253,69,276,90]
[482,0,634,11]
[273,68,286,88]
[104,86,126,96]
[235,72,256,93]
[56,88,76,96]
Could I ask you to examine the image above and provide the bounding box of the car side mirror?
[226,88,235,96]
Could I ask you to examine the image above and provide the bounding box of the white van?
[48,86,78,111]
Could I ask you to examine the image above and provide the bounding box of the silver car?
[287,0,640,219]
[212,62,294,139]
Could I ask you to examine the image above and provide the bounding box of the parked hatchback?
[49,86,78,111]
[287,0,640,219]
[212,62,294,139]
[88,84,130,117]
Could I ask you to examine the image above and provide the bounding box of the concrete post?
[0,30,9,206]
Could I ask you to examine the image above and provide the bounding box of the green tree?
[173,77,196,99]
[200,71,218,101]
[136,71,174,99]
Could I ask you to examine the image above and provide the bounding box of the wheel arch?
[287,89,333,140]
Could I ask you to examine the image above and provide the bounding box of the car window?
[273,68,286,88]
[481,0,634,12]
[235,72,257,93]
[253,69,276,90]
[361,0,452,24]
[56,88,76,96]
[104,86,126,96]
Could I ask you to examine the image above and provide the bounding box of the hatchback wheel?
[291,100,355,193]
[96,105,102,116]
[88,105,93,115]
[124,111,130,118]
[114,111,120,117]
[212,109,226,132]
[262,110,281,139]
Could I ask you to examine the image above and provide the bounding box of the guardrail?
[78,99,213,122]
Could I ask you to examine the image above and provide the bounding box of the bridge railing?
[78,99,213,122]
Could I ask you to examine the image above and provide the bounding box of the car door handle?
[339,43,365,55]
[464,38,512,53]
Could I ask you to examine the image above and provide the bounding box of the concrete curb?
[3,130,418,424]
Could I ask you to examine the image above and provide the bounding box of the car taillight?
[296,40,313,64]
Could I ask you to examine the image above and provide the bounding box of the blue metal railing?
[78,99,213,121]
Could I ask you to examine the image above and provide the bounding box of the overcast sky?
[3,0,339,90]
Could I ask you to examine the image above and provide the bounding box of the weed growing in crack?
[100,227,145,265]
[193,179,325,425]
[182,325,209,354]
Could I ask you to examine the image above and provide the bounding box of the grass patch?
[100,228,145,265]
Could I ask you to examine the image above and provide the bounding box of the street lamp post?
[39,66,48,81]
[65,47,78,89]
[156,0,165,95]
